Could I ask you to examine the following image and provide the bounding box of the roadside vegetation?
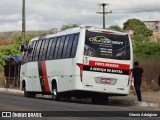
[0,21,160,91]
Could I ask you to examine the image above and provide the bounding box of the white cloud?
[0,0,160,32]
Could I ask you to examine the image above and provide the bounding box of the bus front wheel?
[51,84,59,101]
[24,88,36,98]
[22,81,35,98]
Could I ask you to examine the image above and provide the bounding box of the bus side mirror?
[20,44,31,52]
[20,44,25,52]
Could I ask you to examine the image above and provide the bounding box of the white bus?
[20,27,133,104]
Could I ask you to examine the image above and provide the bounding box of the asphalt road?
[0,93,159,120]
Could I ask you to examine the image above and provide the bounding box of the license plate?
[95,77,117,85]
[100,78,111,83]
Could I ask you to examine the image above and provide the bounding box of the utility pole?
[22,0,26,49]
[97,3,112,29]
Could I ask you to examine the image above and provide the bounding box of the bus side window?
[46,39,53,60]
[49,37,58,60]
[62,36,70,59]
[23,43,33,64]
[30,41,37,62]
[57,36,66,59]
[65,35,74,58]
[34,40,42,61]
[71,34,79,58]
[38,40,46,61]
[54,37,62,59]
[25,42,33,63]
[42,39,50,60]
[23,50,28,64]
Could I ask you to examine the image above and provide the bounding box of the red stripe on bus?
[89,60,130,70]
[41,61,50,92]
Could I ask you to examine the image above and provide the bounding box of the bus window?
[65,35,74,58]
[38,40,46,60]
[57,36,66,59]
[34,40,42,61]
[30,41,38,61]
[24,42,33,63]
[23,50,28,64]
[49,37,58,60]
[84,31,130,60]
[54,37,62,59]
[46,39,53,60]
[42,39,50,60]
[71,34,79,58]
[62,36,70,58]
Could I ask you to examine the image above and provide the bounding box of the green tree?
[123,18,153,39]
[123,18,144,30]
[0,34,36,69]
[13,34,36,46]
[133,25,153,37]
[108,25,123,32]
[0,45,20,68]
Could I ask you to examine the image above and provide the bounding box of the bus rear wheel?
[91,95,109,105]
[51,84,59,101]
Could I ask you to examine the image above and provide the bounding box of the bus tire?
[23,81,35,98]
[51,83,59,101]
[63,96,71,102]
[24,88,28,97]
[24,89,36,98]
[91,95,109,105]
[24,88,36,98]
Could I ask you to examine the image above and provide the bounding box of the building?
[143,21,160,32]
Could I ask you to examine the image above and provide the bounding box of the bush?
[133,41,160,59]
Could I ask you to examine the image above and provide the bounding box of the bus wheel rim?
[53,89,57,96]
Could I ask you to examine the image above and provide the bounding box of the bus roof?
[29,27,128,43]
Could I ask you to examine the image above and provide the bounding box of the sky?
[0,0,160,32]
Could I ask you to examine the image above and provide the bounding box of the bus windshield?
[84,30,130,60]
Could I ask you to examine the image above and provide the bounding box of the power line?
[97,3,112,29]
